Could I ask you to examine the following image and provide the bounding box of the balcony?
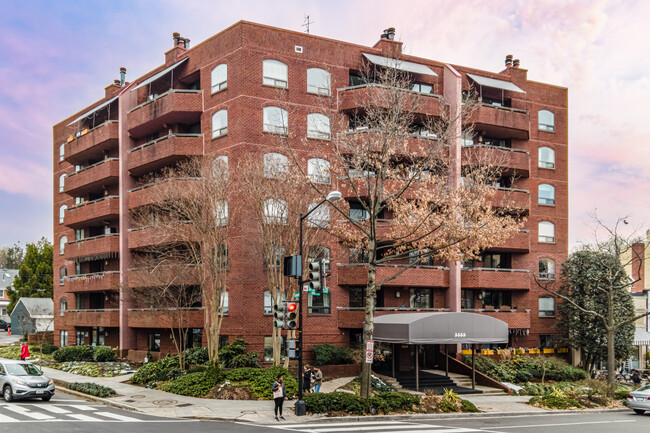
[65,196,119,228]
[469,104,530,140]
[127,308,204,328]
[337,264,449,287]
[337,307,450,329]
[129,178,199,209]
[64,158,119,195]
[64,271,120,293]
[462,145,530,177]
[127,89,203,138]
[65,234,119,262]
[128,265,201,288]
[490,187,530,211]
[64,121,119,165]
[128,224,198,250]
[127,134,203,176]
[461,268,530,290]
[338,84,443,117]
[62,309,119,328]
[463,308,531,330]
[486,230,530,253]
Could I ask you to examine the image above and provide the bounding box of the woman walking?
[272,374,286,421]
[313,366,323,393]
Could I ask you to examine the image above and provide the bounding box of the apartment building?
[53,21,568,360]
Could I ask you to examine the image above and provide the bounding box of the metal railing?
[67,158,119,178]
[128,89,203,113]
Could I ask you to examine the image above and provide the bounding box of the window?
[308,158,330,184]
[539,334,556,348]
[265,244,285,269]
[59,298,67,316]
[263,152,288,177]
[461,132,474,147]
[481,253,511,269]
[59,174,66,192]
[264,290,286,314]
[220,291,229,315]
[215,200,228,226]
[308,291,330,314]
[75,293,83,309]
[59,267,67,286]
[76,330,85,346]
[59,205,67,224]
[307,203,330,227]
[148,333,161,352]
[461,289,475,309]
[410,288,433,309]
[538,110,555,132]
[212,109,228,138]
[212,155,228,179]
[538,295,556,318]
[59,143,65,162]
[538,184,555,205]
[538,221,555,243]
[538,147,555,169]
[263,199,288,224]
[187,328,203,348]
[539,258,556,280]
[219,335,229,350]
[75,228,85,241]
[409,250,434,266]
[349,248,369,264]
[263,336,285,361]
[262,60,288,88]
[263,106,288,134]
[211,64,227,93]
[307,113,331,139]
[60,330,68,347]
[59,236,67,255]
[307,68,331,95]
[481,290,511,309]
[349,202,369,222]
[410,82,433,94]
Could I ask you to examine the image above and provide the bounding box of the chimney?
[505,54,513,67]
[374,27,402,57]
[113,79,121,86]
[183,37,190,49]
[382,27,395,40]
[173,32,181,46]
[119,67,126,86]
[513,58,520,68]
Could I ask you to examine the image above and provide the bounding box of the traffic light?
[273,302,286,328]
[308,259,323,294]
[286,339,299,359]
[286,301,298,330]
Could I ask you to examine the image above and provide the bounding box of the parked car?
[0,359,55,402]
[627,384,650,415]
[0,319,8,331]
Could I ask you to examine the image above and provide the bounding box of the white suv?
[0,359,55,401]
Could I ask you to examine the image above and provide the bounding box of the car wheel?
[633,409,645,415]
[41,395,52,402]
[3,385,13,402]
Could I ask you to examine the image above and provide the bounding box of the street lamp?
[295,190,341,416]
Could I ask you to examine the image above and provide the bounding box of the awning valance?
[363,53,437,77]
[634,327,650,346]
[467,73,525,93]
[374,312,508,345]
[67,96,118,126]
[131,57,189,91]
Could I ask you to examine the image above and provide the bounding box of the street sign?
[365,340,374,364]
[323,287,329,293]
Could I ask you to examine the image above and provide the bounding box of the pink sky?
[0,0,648,248]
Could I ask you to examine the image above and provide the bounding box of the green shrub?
[218,338,260,368]
[226,367,262,381]
[460,399,479,412]
[187,365,207,374]
[352,375,393,392]
[131,356,180,385]
[53,346,95,362]
[464,354,587,383]
[373,392,419,412]
[615,386,632,400]
[92,346,115,362]
[159,366,224,397]
[67,382,116,398]
[41,344,58,355]
[304,392,366,415]
[248,366,298,399]
[534,394,581,409]
[312,344,354,365]
[184,347,210,365]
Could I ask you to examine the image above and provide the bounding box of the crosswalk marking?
[2,405,55,420]
[94,411,140,421]
[38,405,71,414]
[0,413,18,422]
[64,404,97,411]
[66,413,103,422]
[266,421,482,433]
[270,421,416,428]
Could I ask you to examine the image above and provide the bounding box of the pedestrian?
[632,370,641,386]
[303,365,312,394]
[20,343,30,361]
[272,374,286,422]
[313,366,323,393]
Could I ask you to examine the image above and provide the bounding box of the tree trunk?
[606,326,616,393]
[360,262,377,399]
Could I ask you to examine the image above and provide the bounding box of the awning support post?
[391,343,395,378]
[471,344,476,390]
[415,344,419,392]
[445,344,449,377]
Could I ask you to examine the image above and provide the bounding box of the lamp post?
[295,190,341,416]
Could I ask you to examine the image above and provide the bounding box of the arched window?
[538,221,555,243]
[59,205,67,224]
[59,143,65,162]
[59,236,68,255]
[262,60,288,88]
[59,297,67,316]
[215,200,228,226]
[263,199,288,225]
[59,267,67,286]
[211,64,227,93]
[538,147,555,169]
[212,155,228,179]
[263,106,288,134]
[307,68,331,95]
[538,258,556,280]
[263,152,288,177]
[538,184,555,205]
[307,113,331,139]
[220,291,229,315]
[307,203,330,227]
[211,109,227,138]
[308,158,330,184]
[59,174,66,193]
[538,295,555,317]
[538,110,555,132]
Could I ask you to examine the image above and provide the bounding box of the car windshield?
[5,363,42,376]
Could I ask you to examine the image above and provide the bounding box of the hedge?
[92,346,115,362]
[464,355,587,383]
[312,344,354,365]
[53,346,95,362]
[131,356,181,385]
[67,382,116,398]
[158,367,224,397]
[304,391,420,415]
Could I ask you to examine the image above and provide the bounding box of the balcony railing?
[62,308,119,327]
[64,121,119,165]
[462,144,530,177]
[65,234,119,261]
[469,104,530,140]
[338,84,443,117]
[127,89,203,138]
[64,158,119,195]
[63,271,120,293]
[461,267,530,290]
[127,307,205,328]
[337,263,449,287]
[127,133,203,176]
[65,195,119,227]
[129,177,200,209]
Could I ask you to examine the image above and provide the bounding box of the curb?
[53,379,142,413]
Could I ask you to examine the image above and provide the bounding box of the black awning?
[374,312,508,345]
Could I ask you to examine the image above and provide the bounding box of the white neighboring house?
[10,298,54,335]
[0,269,18,322]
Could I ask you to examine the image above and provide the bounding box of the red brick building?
[53,21,567,360]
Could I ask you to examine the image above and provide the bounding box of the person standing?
[313,366,323,393]
[272,374,286,421]
[20,343,30,361]
[303,365,312,394]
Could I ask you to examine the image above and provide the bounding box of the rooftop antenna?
[302,15,314,34]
